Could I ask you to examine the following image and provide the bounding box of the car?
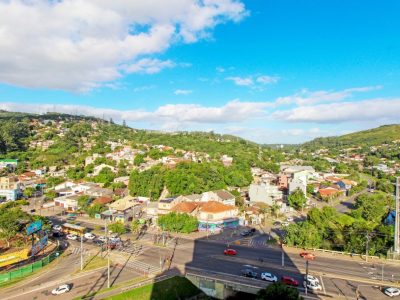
[84,232,96,240]
[66,234,78,240]
[109,237,121,244]
[107,243,117,250]
[51,284,71,295]
[304,274,319,285]
[52,231,64,238]
[66,216,76,222]
[281,276,299,286]
[53,225,62,231]
[303,280,322,291]
[93,239,104,246]
[300,252,316,260]
[48,220,53,226]
[224,248,237,256]
[98,236,107,242]
[385,287,400,297]
[241,269,257,278]
[261,272,278,282]
[30,209,36,213]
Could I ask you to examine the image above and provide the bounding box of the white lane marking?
[320,276,326,295]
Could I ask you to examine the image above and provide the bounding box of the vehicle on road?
[93,239,104,246]
[281,221,289,227]
[304,275,319,285]
[66,216,76,222]
[62,223,85,236]
[224,248,237,256]
[107,243,117,250]
[98,236,107,242]
[84,232,96,240]
[286,216,294,222]
[52,231,64,238]
[53,225,62,231]
[303,280,322,291]
[261,272,277,282]
[109,237,121,244]
[384,287,400,297]
[66,234,78,240]
[51,284,71,295]
[240,228,256,237]
[300,252,316,260]
[281,276,299,286]
[241,269,257,278]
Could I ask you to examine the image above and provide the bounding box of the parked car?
[98,236,107,242]
[281,276,299,286]
[224,248,237,256]
[109,237,121,244]
[66,216,76,222]
[107,243,117,250]
[261,272,277,282]
[84,233,96,240]
[304,275,319,285]
[51,284,71,295]
[304,280,322,291]
[273,221,281,226]
[53,225,62,231]
[384,287,400,297]
[241,269,257,278]
[300,252,316,260]
[66,234,78,241]
[241,228,256,236]
[93,239,104,246]
[52,231,64,238]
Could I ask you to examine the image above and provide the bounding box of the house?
[92,196,113,206]
[103,195,141,222]
[158,197,181,215]
[0,159,18,171]
[248,183,283,205]
[197,201,238,232]
[113,176,130,185]
[318,187,342,199]
[54,194,80,211]
[278,174,289,190]
[85,187,113,198]
[201,190,236,206]
[175,194,202,203]
[170,202,199,215]
[288,178,307,195]
[0,176,21,201]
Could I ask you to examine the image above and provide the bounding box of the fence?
[0,251,59,285]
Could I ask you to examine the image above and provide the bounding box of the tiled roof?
[213,190,235,200]
[198,201,236,213]
[319,187,341,197]
[93,196,113,205]
[171,202,198,214]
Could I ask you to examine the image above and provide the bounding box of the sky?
[0,0,399,144]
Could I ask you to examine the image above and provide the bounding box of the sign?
[0,249,29,268]
[31,235,48,257]
[26,220,42,235]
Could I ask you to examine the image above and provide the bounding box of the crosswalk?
[117,243,148,258]
[125,259,161,275]
[70,247,89,256]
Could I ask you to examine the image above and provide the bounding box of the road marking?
[319,275,326,295]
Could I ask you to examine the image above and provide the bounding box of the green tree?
[86,203,105,218]
[158,212,198,233]
[256,282,302,300]
[288,189,307,210]
[131,220,141,236]
[45,190,57,201]
[133,154,145,166]
[108,222,126,235]
[23,187,35,198]
[0,206,29,247]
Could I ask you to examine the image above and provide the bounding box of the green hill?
[302,124,400,150]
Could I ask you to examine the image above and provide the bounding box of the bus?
[62,223,85,236]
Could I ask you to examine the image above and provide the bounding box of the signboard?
[31,235,48,257]
[26,220,42,235]
[0,249,29,268]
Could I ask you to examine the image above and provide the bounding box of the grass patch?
[104,276,203,300]
[77,255,109,273]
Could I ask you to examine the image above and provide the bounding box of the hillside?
[302,124,400,150]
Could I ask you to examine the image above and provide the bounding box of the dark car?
[241,269,257,278]
[93,239,104,246]
[240,228,256,237]
[52,231,64,238]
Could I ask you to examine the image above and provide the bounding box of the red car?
[281,276,299,286]
[300,252,316,260]
[224,248,237,256]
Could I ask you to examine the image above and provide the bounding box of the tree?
[45,190,57,201]
[86,203,105,218]
[288,189,307,210]
[0,206,29,247]
[131,220,141,236]
[23,187,35,198]
[108,222,126,235]
[256,282,302,300]
[158,212,198,233]
[133,154,145,166]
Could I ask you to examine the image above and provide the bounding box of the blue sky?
[0,0,399,143]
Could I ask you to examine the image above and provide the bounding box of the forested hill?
[301,124,400,150]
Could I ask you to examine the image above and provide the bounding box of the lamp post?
[105,219,110,288]
[80,233,83,271]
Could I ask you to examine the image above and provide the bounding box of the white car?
[51,284,71,295]
[66,234,78,240]
[98,236,107,242]
[304,275,320,285]
[385,287,400,297]
[303,280,322,291]
[286,216,294,222]
[84,232,96,240]
[53,225,62,231]
[109,237,121,244]
[261,272,277,282]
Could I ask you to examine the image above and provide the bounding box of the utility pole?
[305,260,309,295]
[395,177,400,253]
[80,233,83,271]
[365,232,370,262]
[105,219,110,288]
[281,243,285,267]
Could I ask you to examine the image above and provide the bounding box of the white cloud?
[174,89,193,95]
[273,98,400,123]
[0,0,247,91]
[133,85,156,92]
[275,85,382,106]
[0,99,270,127]
[124,58,175,74]
[226,76,254,86]
[226,74,279,88]
[216,67,226,73]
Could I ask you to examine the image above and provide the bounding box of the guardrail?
[285,245,381,260]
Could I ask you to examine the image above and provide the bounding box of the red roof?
[93,196,113,205]
[319,187,341,197]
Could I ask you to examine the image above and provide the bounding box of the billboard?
[0,249,29,268]
[26,220,42,235]
[31,234,48,257]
